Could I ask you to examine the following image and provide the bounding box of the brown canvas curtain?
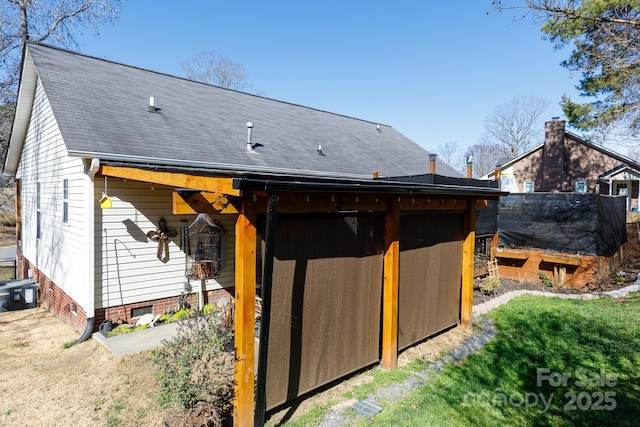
[265,213,384,410]
[398,211,464,350]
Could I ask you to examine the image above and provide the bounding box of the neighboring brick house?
[483,119,640,210]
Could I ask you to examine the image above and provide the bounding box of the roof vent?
[148,97,161,113]
[246,121,254,152]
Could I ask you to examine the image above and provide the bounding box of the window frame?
[575,180,588,193]
[524,181,535,193]
[62,178,69,224]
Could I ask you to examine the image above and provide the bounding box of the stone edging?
[473,283,640,317]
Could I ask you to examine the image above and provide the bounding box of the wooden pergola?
[100,164,502,427]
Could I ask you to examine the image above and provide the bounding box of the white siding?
[95,179,236,308]
[16,78,91,309]
[16,78,237,313]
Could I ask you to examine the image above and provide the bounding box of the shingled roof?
[5,43,460,179]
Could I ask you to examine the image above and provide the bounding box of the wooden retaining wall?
[495,246,625,290]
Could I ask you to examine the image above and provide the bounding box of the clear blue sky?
[77,1,580,156]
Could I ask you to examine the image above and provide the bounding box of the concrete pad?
[92,321,180,356]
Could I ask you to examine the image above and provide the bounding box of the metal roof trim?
[232,177,506,197]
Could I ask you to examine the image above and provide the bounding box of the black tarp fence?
[476,199,498,237]
[498,194,626,256]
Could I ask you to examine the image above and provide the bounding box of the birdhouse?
[183,213,225,279]
[99,194,112,209]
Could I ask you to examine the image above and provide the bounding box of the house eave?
[74,152,386,181]
[599,165,640,180]
[3,47,37,176]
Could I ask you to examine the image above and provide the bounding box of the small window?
[617,183,628,196]
[36,182,41,239]
[524,181,534,193]
[575,181,588,193]
[62,179,69,224]
[131,306,153,318]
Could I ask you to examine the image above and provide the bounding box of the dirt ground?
[0,307,477,427]
[474,266,640,306]
[0,308,165,427]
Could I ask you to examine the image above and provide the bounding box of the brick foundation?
[18,253,235,333]
[18,253,88,333]
[94,287,235,327]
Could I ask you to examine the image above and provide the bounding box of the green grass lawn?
[364,294,640,426]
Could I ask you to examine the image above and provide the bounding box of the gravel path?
[318,281,640,426]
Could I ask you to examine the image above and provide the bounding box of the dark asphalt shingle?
[28,43,460,179]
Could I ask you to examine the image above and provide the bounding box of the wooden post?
[234,198,257,427]
[381,198,400,370]
[461,200,477,328]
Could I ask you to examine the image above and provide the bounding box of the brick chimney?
[541,119,567,192]
[429,153,437,174]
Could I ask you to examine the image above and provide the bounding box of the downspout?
[254,193,279,426]
[72,317,95,347]
[71,158,100,347]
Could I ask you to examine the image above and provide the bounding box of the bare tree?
[181,50,253,91]
[435,141,464,173]
[626,145,640,163]
[0,0,122,223]
[480,95,550,157]
[466,143,511,178]
[0,0,122,108]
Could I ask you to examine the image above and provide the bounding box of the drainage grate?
[352,400,383,418]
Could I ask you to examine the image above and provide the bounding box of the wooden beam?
[172,191,240,215]
[253,193,475,214]
[233,198,257,427]
[381,198,400,370]
[461,200,477,328]
[100,165,241,196]
[475,199,489,209]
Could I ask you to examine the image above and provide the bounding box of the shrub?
[611,271,626,286]
[168,308,195,322]
[538,272,554,287]
[149,308,234,426]
[479,276,500,294]
[108,324,133,337]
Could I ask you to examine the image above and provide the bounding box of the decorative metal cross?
[147,218,178,263]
